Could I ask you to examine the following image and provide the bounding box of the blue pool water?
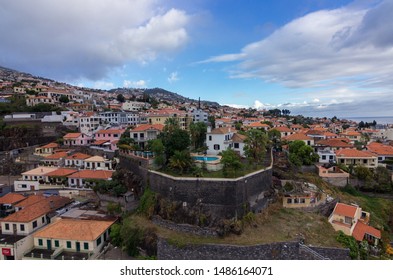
[193,156,219,161]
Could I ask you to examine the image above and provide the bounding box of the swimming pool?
[193,156,220,161]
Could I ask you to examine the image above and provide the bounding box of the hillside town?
[1,66,393,260]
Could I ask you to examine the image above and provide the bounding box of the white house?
[206,127,246,156]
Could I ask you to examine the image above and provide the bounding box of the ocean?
[344,116,393,125]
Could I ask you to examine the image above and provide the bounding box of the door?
[47,240,52,250]
[76,242,80,252]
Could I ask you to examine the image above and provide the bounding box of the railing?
[299,243,329,260]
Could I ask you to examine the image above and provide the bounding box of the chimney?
[49,200,54,209]
[207,126,211,133]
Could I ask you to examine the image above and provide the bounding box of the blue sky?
[1,0,392,118]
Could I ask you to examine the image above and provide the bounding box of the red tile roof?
[333,203,358,218]
[284,133,313,141]
[352,221,381,241]
[367,142,393,156]
[65,152,91,160]
[39,143,59,149]
[210,127,235,134]
[274,126,292,133]
[131,124,164,132]
[247,122,270,128]
[0,193,26,205]
[33,218,116,241]
[14,195,46,208]
[2,196,72,223]
[335,149,376,158]
[44,151,69,160]
[67,170,114,180]
[316,139,353,148]
[92,139,110,145]
[64,133,82,139]
[46,168,78,177]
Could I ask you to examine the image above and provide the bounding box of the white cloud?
[205,1,393,92]
[0,0,190,81]
[93,81,115,90]
[223,104,249,109]
[168,72,179,83]
[123,80,147,88]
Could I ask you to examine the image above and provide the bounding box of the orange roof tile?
[248,122,270,128]
[367,142,393,156]
[335,149,376,158]
[352,221,381,241]
[131,124,164,132]
[0,193,26,205]
[92,139,110,145]
[67,170,114,180]
[65,152,91,160]
[316,139,353,148]
[210,127,235,134]
[232,133,247,143]
[34,218,116,241]
[2,196,72,223]
[63,133,82,139]
[274,126,292,132]
[39,143,59,149]
[14,195,46,208]
[43,151,69,160]
[46,168,78,177]
[341,131,361,136]
[284,133,313,141]
[333,203,357,218]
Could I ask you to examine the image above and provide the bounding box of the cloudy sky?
[1,0,392,118]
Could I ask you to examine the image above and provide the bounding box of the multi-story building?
[99,111,140,126]
[129,124,164,149]
[146,109,192,130]
[122,101,150,111]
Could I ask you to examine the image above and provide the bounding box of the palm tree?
[168,150,192,174]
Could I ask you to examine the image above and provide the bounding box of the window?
[344,216,352,224]
[208,136,212,141]
[38,239,43,246]
[20,224,25,231]
[21,184,27,188]
[42,217,45,223]
[133,133,138,138]
[287,198,292,204]
[234,143,239,149]
[32,221,37,228]
[363,159,367,164]
[214,144,220,150]
[340,159,345,164]
[96,236,102,246]
[300,198,306,204]
[84,242,89,250]
[322,155,326,160]
[66,241,72,249]
[5,223,9,230]
[54,240,59,247]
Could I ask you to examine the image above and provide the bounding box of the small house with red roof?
[63,132,92,146]
[67,170,114,188]
[34,142,59,156]
[283,133,314,146]
[328,202,381,245]
[64,152,92,168]
[366,142,393,162]
[335,149,378,169]
[130,124,164,149]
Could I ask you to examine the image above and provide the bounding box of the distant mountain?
[109,87,220,107]
[0,65,220,107]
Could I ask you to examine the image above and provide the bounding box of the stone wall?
[157,238,350,260]
[147,167,273,219]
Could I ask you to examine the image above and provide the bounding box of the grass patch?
[126,202,342,248]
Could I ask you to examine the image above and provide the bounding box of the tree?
[116,94,125,103]
[268,129,281,151]
[244,129,268,165]
[190,122,207,151]
[220,148,243,177]
[59,95,70,103]
[168,150,193,174]
[373,166,392,192]
[281,109,291,116]
[208,116,216,129]
[148,139,165,167]
[354,165,372,180]
[288,140,319,166]
[159,118,190,162]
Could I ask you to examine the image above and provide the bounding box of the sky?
[1,0,393,118]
